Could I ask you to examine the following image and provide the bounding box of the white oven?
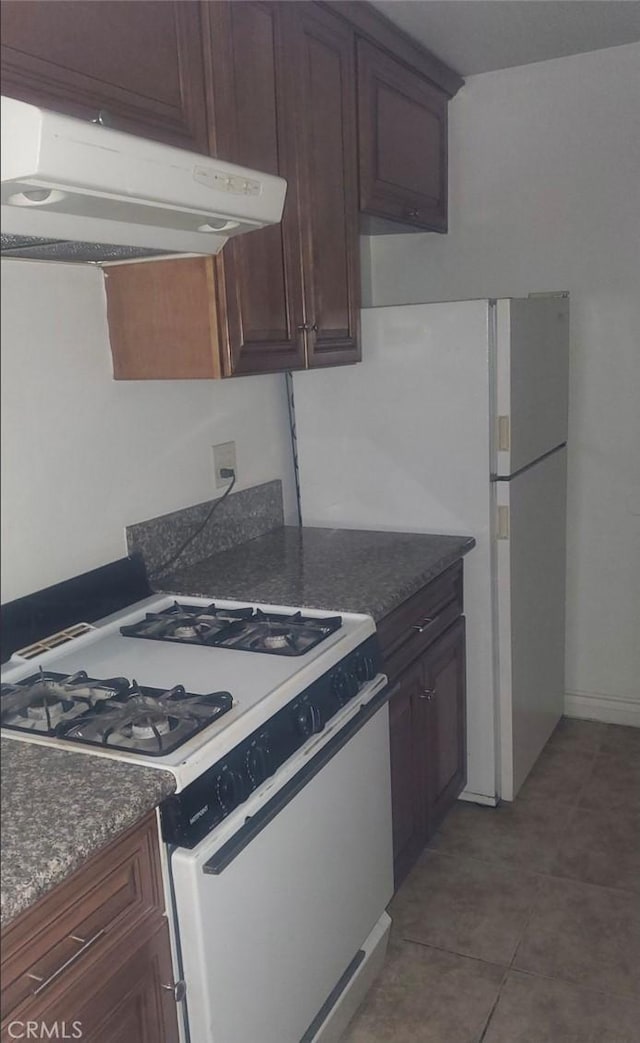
[170,676,393,1043]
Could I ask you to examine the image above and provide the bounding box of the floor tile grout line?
[504,964,640,1004]
[477,966,510,1043]
[531,866,640,898]
[421,843,639,898]
[398,936,510,973]
[506,873,544,972]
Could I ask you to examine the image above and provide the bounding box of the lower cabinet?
[41,920,179,1043]
[388,655,428,885]
[424,618,467,835]
[380,565,467,888]
[1,813,180,1043]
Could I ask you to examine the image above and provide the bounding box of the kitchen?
[1,2,639,1041]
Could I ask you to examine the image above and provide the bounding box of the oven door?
[170,677,393,1043]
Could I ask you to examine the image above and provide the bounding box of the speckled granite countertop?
[1,739,175,927]
[160,526,475,621]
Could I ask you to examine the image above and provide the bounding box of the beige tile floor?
[342,718,640,1043]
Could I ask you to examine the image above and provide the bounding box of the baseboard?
[564,689,640,727]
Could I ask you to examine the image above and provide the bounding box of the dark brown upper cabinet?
[206,0,361,374]
[202,1,307,375]
[0,1,209,152]
[106,1,361,380]
[357,38,449,233]
[287,2,361,367]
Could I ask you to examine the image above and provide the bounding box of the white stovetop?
[0,594,376,790]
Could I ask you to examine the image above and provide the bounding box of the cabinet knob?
[162,980,187,1002]
[92,109,113,127]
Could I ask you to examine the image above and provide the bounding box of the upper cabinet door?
[288,3,361,368]
[357,38,448,232]
[0,1,208,152]
[203,1,306,376]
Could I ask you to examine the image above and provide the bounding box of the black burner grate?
[120,602,342,657]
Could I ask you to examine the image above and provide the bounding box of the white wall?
[367,42,640,718]
[0,260,296,603]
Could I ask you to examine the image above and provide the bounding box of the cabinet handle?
[406,207,421,219]
[297,322,319,333]
[419,688,436,701]
[162,979,187,1002]
[27,928,106,996]
[410,617,434,633]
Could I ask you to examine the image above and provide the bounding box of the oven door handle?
[203,679,397,876]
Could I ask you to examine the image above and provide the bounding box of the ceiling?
[371,1,640,76]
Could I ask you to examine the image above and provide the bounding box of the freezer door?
[494,296,569,476]
[495,446,567,800]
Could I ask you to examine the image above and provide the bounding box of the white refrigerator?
[292,295,569,803]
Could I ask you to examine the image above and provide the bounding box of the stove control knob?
[294,700,322,738]
[331,669,358,706]
[246,741,271,788]
[354,654,376,686]
[215,767,246,814]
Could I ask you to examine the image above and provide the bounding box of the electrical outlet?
[212,441,237,488]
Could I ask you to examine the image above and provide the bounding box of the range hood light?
[9,188,66,207]
[197,220,239,233]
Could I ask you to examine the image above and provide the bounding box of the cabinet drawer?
[1,812,164,1022]
[378,561,463,680]
[4,919,179,1043]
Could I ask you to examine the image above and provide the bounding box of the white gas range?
[1,575,394,1043]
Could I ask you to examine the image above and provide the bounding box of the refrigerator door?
[293,300,500,804]
[494,446,567,800]
[494,296,569,477]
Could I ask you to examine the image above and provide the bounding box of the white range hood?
[0,96,287,261]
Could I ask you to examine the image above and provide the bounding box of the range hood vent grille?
[1,233,163,263]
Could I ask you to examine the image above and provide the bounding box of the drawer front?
[2,919,179,1043]
[378,561,463,681]
[1,813,164,1022]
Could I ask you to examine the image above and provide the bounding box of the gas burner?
[26,697,66,726]
[261,634,290,651]
[56,683,234,756]
[121,603,343,656]
[120,602,254,646]
[171,625,201,640]
[0,669,130,735]
[131,715,172,740]
[1,670,233,750]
